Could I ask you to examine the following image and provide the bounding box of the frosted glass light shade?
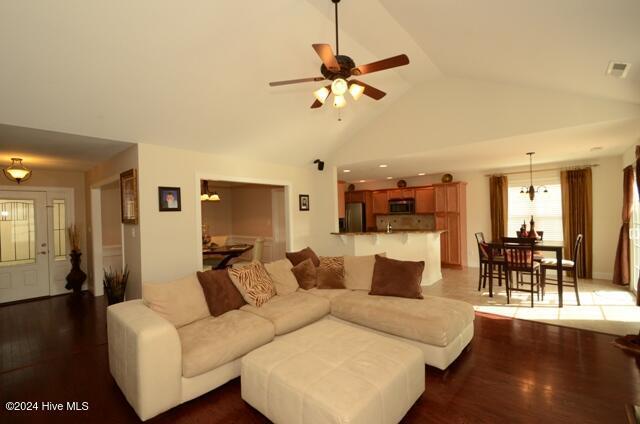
[349,83,365,100]
[331,78,348,96]
[313,86,330,104]
[333,94,346,108]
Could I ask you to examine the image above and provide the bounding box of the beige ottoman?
[241,320,425,424]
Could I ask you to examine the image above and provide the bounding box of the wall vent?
[606,61,631,78]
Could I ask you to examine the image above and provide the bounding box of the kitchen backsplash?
[376,214,435,231]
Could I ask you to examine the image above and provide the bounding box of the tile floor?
[424,267,640,335]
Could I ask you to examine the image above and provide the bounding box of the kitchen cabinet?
[401,188,415,199]
[433,182,467,268]
[365,191,376,231]
[345,190,366,203]
[372,191,388,214]
[415,187,435,213]
[338,182,346,218]
[387,189,402,199]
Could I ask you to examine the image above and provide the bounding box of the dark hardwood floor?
[1,295,639,424]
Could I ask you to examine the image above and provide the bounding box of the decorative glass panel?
[0,200,36,266]
[53,200,66,260]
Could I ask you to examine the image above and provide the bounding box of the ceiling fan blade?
[350,80,386,100]
[310,99,324,109]
[351,54,410,76]
[312,44,340,72]
[269,77,324,87]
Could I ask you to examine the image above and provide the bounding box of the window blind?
[507,178,564,242]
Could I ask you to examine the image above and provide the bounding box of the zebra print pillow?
[228,262,276,307]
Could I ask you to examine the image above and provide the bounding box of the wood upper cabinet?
[345,190,366,203]
[337,182,346,218]
[364,191,375,230]
[372,190,388,214]
[402,188,415,199]
[446,184,459,213]
[387,189,402,199]
[415,187,435,213]
[435,185,447,213]
[434,182,467,269]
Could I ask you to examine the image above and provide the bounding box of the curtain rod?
[484,164,599,177]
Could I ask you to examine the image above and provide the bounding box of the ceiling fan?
[268,0,410,109]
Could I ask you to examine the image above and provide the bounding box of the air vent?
[606,61,631,78]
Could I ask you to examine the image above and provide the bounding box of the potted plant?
[65,224,87,295]
[104,266,129,305]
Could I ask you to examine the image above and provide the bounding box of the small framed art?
[299,194,310,211]
[158,187,181,212]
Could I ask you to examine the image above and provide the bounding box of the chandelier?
[3,158,32,184]
[200,181,220,202]
[520,152,548,201]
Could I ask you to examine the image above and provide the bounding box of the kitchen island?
[330,230,444,286]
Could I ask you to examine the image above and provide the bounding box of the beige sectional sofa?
[107,259,475,421]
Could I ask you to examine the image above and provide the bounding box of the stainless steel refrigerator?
[345,202,365,232]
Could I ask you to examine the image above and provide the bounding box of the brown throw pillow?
[370,255,424,299]
[316,256,345,289]
[291,258,317,290]
[286,247,320,267]
[196,270,246,316]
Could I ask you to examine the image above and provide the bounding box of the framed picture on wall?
[158,187,182,212]
[120,169,138,224]
[299,194,310,211]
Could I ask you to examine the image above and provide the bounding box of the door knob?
[39,251,48,255]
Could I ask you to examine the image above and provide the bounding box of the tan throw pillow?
[343,253,386,291]
[286,247,320,267]
[196,269,246,316]
[291,258,317,290]
[228,262,276,307]
[143,274,210,327]
[369,255,424,299]
[264,259,299,296]
[316,256,345,289]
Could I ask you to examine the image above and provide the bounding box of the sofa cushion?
[177,310,274,378]
[343,253,385,291]
[264,259,299,296]
[196,269,246,317]
[240,291,330,335]
[291,258,317,290]
[370,255,424,299]
[228,262,276,307]
[286,247,320,267]
[307,288,351,301]
[142,274,210,328]
[331,291,475,347]
[316,256,346,289]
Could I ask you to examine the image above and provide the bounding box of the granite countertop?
[331,230,446,235]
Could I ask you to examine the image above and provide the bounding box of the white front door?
[0,191,50,303]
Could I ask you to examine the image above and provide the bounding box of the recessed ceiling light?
[590,146,603,152]
[379,164,388,168]
[418,172,426,176]
[386,177,393,180]
[343,169,351,173]
[359,180,365,183]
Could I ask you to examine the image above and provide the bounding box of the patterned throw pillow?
[227,262,276,307]
[316,256,345,289]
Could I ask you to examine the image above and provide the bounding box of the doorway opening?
[199,179,288,270]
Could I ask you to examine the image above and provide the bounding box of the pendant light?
[3,158,32,184]
[519,152,548,201]
[200,181,221,202]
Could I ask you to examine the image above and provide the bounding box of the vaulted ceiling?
[0,0,639,173]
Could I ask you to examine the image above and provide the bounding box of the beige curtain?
[613,165,634,285]
[560,168,593,278]
[489,175,508,242]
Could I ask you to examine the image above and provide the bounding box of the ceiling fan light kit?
[269,0,410,110]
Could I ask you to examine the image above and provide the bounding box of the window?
[52,199,66,260]
[0,200,36,266]
[507,174,563,242]
[631,176,640,295]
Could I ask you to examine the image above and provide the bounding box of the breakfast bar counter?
[331,230,444,286]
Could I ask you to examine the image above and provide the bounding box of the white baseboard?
[592,272,613,281]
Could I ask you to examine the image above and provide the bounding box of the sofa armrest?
[107,300,182,421]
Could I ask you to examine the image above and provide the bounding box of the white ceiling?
[0,124,133,171]
[0,0,638,172]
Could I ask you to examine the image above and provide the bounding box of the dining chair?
[540,234,583,305]
[475,232,505,292]
[501,237,541,307]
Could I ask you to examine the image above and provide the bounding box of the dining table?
[486,240,566,307]
[203,244,253,269]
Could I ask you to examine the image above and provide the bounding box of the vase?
[66,250,87,295]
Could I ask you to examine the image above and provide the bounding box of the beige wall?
[85,145,141,299]
[137,143,336,285]
[100,181,121,246]
[201,188,232,236]
[352,155,624,280]
[230,187,273,238]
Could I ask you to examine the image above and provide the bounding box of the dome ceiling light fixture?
[3,158,32,184]
[268,0,410,110]
[520,152,548,201]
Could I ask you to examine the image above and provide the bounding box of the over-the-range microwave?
[388,198,415,214]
